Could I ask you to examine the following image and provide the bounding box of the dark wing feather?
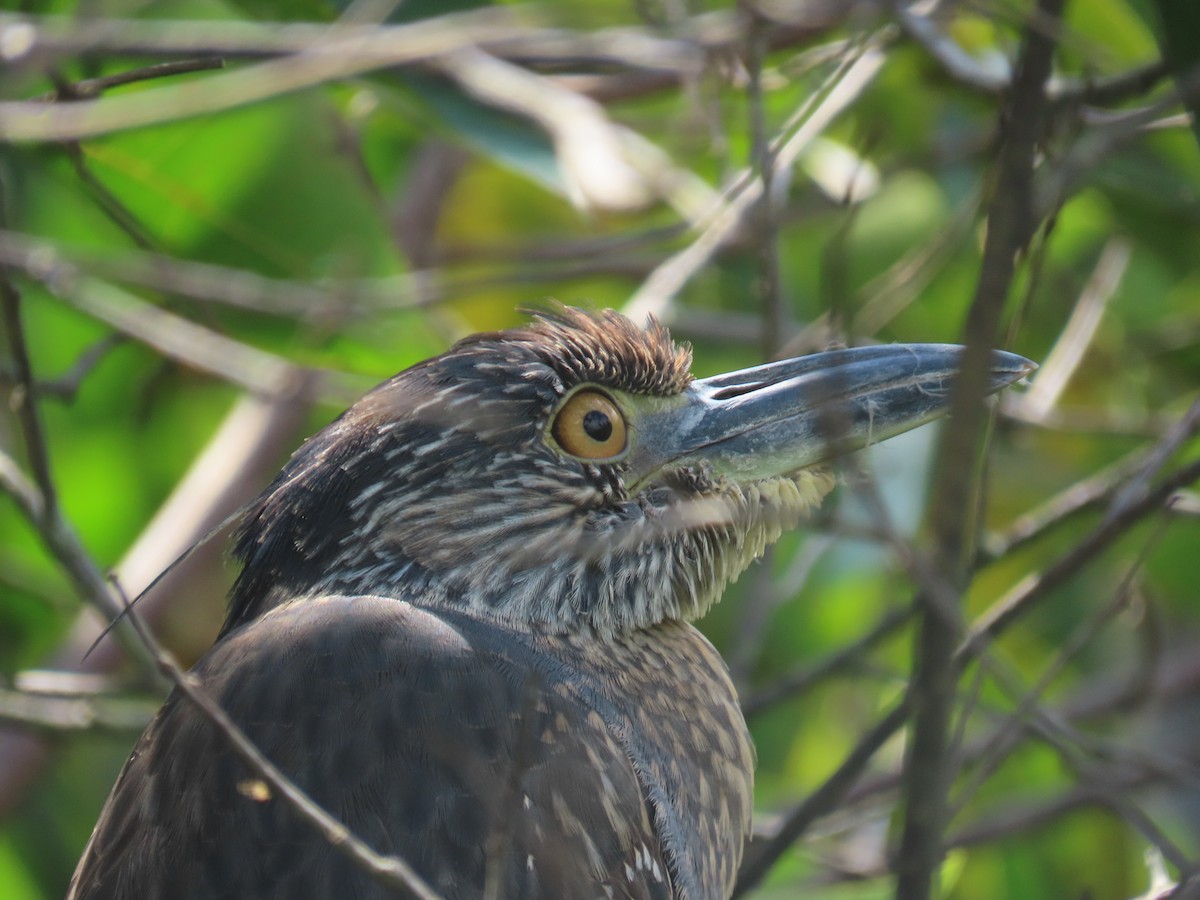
[69,595,673,900]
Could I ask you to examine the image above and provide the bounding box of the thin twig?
[0,687,156,734]
[0,247,164,678]
[961,457,1200,660]
[623,35,889,323]
[1016,237,1131,422]
[0,227,663,321]
[0,448,162,679]
[0,221,57,519]
[999,693,1193,870]
[1035,77,1200,222]
[113,583,447,900]
[1108,397,1200,522]
[0,9,532,141]
[0,335,124,401]
[948,779,1143,849]
[981,399,1200,564]
[46,275,351,402]
[742,603,912,719]
[846,645,1200,807]
[734,697,912,897]
[0,8,836,71]
[0,390,313,818]
[60,143,158,250]
[898,5,1168,104]
[951,519,1166,826]
[41,58,226,100]
[979,446,1154,564]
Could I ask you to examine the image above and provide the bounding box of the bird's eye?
[551,390,628,460]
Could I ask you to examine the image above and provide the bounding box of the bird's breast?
[529,621,755,900]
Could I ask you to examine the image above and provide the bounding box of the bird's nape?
[69,307,1033,900]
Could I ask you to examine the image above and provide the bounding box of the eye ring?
[550,389,628,461]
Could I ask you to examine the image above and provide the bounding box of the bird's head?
[227,308,1031,639]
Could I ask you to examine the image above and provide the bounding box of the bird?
[68,307,1031,900]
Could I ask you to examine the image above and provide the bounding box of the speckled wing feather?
[68,595,673,900]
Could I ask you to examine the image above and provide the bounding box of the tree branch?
[113,584,446,900]
[893,2,1065,897]
[735,697,912,896]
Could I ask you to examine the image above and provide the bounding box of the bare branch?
[0,9,532,142]
[1014,237,1131,423]
[979,444,1160,564]
[0,390,312,817]
[41,58,226,100]
[8,266,368,404]
[735,698,912,897]
[894,2,1065,896]
[1108,397,1200,522]
[433,46,715,216]
[951,519,1168,827]
[0,7,845,71]
[0,335,123,401]
[113,584,446,900]
[742,603,912,719]
[962,457,1200,659]
[0,685,155,734]
[0,228,661,321]
[0,259,164,679]
[623,36,889,323]
[1035,81,1200,221]
[1,235,58,517]
[898,4,1168,104]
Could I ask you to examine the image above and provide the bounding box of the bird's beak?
[627,344,1035,481]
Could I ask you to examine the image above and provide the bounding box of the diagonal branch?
[961,456,1200,660]
[0,256,163,678]
[623,35,888,324]
[0,390,314,818]
[735,697,912,896]
[112,584,446,900]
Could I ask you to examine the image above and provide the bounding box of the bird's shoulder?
[69,595,674,900]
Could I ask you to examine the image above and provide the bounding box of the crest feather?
[457,306,693,396]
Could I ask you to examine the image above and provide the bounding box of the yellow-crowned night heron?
[69,307,1030,900]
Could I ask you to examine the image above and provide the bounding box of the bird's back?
[69,594,750,900]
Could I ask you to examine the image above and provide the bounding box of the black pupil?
[582,409,612,442]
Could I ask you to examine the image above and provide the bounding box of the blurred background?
[1,0,1199,897]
